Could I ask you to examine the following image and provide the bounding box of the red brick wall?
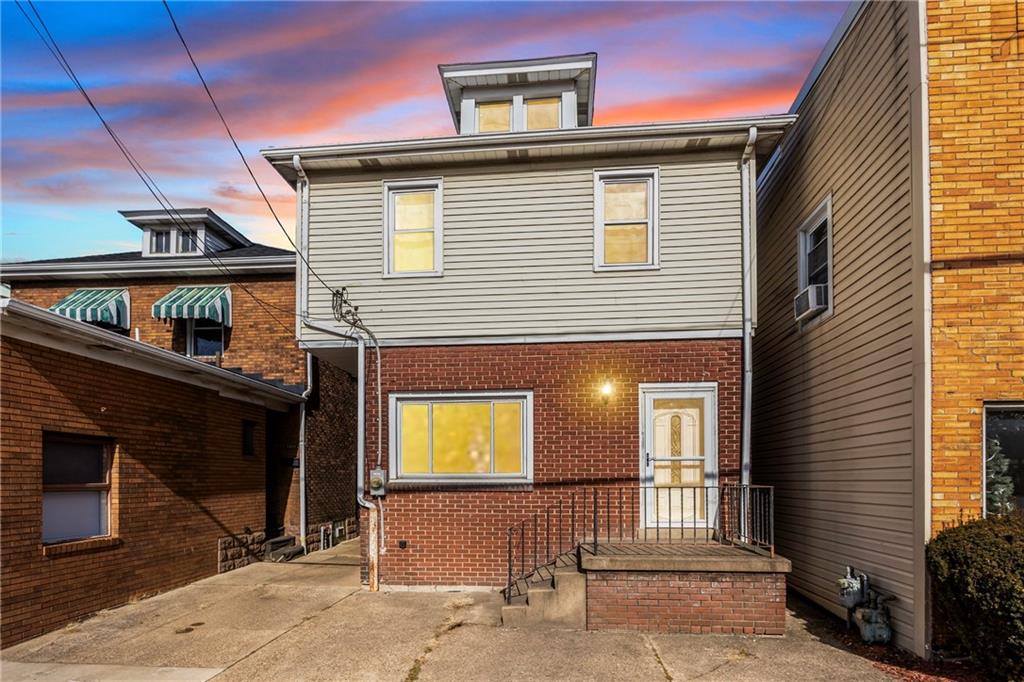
[0,337,268,646]
[586,571,786,635]
[11,274,303,385]
[362,339,741,586]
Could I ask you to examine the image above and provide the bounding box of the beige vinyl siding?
[752,3,918,650]
[303,152,743,341]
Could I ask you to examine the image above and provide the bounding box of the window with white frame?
[385,179,443,276]
[796,197,833,323]
[178,229,200,254]
[477,100,512,134]
[188,318,225,357]
[390,392,533,483]
[525,97,560,130]
[984,404,1024,516]
[42,433,111,544]
[594,168,659,270]
[150,230,171,254]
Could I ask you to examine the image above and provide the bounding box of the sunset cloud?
[1,1,846,260]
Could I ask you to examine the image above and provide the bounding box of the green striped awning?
[151,286,232,326]
[49,288,130,329]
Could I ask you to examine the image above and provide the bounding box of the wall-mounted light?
[600,381,614,404]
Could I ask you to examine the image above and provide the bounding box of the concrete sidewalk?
[2,541,890,681]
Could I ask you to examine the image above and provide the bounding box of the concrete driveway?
[2,541,889,681]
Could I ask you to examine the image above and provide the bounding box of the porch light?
[600,381,614,404]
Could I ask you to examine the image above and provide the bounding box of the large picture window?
[390,392,533,483]
[384,179,443,276]
[42,433,111,544]
[594,168,659,270]
[985,404,1024,516]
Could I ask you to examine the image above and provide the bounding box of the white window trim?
[148,229,173,256]
[982,402,1024,518]
[594,167,660,272]
[143,226,207,258]
[186,318,225,357]
[388,390,534,485]
[796,195,834,330]
[462,82,576,134]
[383,178,444,278]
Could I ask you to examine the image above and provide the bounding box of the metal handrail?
[502,484,774,603]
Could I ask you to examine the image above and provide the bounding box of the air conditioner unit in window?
[794,284,829,322]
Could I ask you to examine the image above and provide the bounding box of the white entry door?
[640,384,718,528]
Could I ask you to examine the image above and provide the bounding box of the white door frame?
[638,382,719,528]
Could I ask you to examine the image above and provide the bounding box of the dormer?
[120,208,252,258]
[439,53,597,135]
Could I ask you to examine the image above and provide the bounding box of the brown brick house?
[1,208,359,642]
[0,296,303,646]
[264,54,794,635]
[752,0,1022,657]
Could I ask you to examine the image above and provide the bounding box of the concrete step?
[501,557,585,630]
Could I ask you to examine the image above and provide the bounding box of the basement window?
[42,433,112,544]
[390,392,533,484]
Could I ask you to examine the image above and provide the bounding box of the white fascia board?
[0,298,303,410]
[441,59,595,80]
[1,256,295,281]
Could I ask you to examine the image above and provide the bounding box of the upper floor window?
[525,97,560,130]
[42,433,111,544]
[390,391,533,484]
[188,318,225,357]
[384,179,443,277]
[594,168,659,271]
[794,197,833,325]
[151,230,171,254]
[477,101,512,134]
[179,229,200,254]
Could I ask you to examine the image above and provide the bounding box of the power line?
[160,0,337,295]
[16,0,296,336]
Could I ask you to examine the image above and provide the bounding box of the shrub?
[926,512,1024,680]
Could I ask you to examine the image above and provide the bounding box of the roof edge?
[1,254,296,281]
[788,1,867,115]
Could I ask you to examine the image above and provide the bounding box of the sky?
[1,1,848,262]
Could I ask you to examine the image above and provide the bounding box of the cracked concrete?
[2,540,890,681]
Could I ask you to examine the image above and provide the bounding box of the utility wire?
[160,0,337,295]
[16,0,296,336]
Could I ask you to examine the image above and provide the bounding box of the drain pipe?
[303,317,380,591]
[740,127,758,487]
[297,352,314,552]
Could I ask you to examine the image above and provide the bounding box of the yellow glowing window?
[596,172,657,268]
[526,97,560,130]
[394,395,531,480]
[477,101,511,133]
[387,183,440,274]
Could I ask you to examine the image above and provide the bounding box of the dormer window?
[179,229,200,254]
[477,101,512,134]
[150,230,171,254]
[526,97,560,130]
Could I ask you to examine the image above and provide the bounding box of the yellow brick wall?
[928,0,1023,533]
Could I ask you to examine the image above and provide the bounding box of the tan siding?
[752,3,918,650]
[303,153,743,341]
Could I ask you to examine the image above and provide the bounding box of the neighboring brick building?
[0,297,303,646]
[753,0,1022,657]
[927,0,1024,531]
[2,209,359,561]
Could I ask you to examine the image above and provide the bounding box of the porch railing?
[503,484,774,603]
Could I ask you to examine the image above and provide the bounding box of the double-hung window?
[42,433,111,544]
[594,168,659,270]
[385,179,443,276]
[795,196,834,325]
[188,318,225,357]
[150,230,171,254]
[390,392,533,484]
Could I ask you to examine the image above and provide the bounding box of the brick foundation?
[362,339,741,586]
[1,337,268,647]
[586,570,787,635]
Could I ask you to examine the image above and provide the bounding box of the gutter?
[740,127,758,487]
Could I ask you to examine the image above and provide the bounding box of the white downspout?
[302,318,380,591]
[297,352,313,552]
[740,127,758,487]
